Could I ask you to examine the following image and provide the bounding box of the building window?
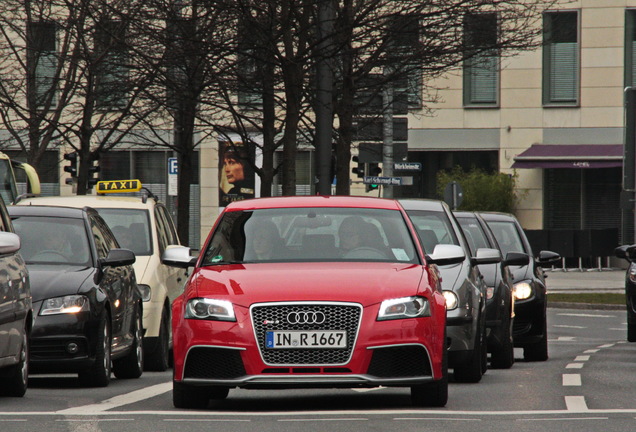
[463,13,499,106]
[237,48,263,107]
[543,11,579,105]
[94,20,129,109]
[625,10,636,87]
[27,21,57,108]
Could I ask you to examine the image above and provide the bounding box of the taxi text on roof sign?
[96,179,142,194]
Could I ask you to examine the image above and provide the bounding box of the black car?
[0,199,31,397]
[478,212,560,361]
[454,211,529,369]
[8,205,143,387]
[401,199,501,382]
[614,245,636,341]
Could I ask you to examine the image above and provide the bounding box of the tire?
[627,310,636,342]
[209,386,230,400]
[2,328,28,397]
[411,332,448,407]
[454,312,485,383]
[144,307,170,372]
[113,305,144,379]
[523,315,548,362]
[79,314,111,387]
[173,382,210,409]
[491,309,515,369]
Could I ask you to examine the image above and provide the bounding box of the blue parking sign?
[168,157,178,175]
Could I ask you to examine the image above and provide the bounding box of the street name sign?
[394,162,422,171]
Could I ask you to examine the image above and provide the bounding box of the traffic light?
[366,162,382,192]
[351,156,366,179]
[63,152,78,178]
[87,154,100,190]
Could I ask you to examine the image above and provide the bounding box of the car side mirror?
[0,232,21,255]
[470,248,502,266]
[162,245,197,268]
[615,244,636,263]
[503,251,530,267]
[100,248,136,267]
[427,244,465,266]
[537,250,561,264]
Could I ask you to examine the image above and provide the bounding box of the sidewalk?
[544,268,626,310]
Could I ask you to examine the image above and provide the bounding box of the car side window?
[154,207,170,254]
[158,206,180,246]
[90,215,114,259]
[0,199,9,232]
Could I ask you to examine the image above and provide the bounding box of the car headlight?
[629,266,636,283]
[40,295,89,316]
[377,296,430,321]
[137,284,151,302]
[185,298,236,321]
[513,282,533,300]
[442,290,458,310]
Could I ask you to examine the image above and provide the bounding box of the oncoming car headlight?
[513,282,533,300]
[185,298,236,321]
[40,295,89,316]
[629,266,636,284]
[442,290,458,310]
[377,296,430,321]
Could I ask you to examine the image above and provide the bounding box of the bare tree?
[0,0,156,194]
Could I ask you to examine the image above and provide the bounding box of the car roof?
[398,198,447,212]
[16,195,157,210]
[225,196,403,211]
[8,204,93,219]
[477,211,517,222]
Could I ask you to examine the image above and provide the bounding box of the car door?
[154,205,187,299]
[89,214,134,341]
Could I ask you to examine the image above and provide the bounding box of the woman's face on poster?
[224,156,245,183]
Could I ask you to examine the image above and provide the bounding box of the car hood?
[436,261,465,291]
[190,262,429,307]
[27,265,94,302]
[509,265,532,283]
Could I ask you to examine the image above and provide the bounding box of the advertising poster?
[219,140,255,207]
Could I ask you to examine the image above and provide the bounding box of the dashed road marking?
[565,396,588,412]
[563,374,582,386]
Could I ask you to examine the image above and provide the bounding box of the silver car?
[400,199,500,383]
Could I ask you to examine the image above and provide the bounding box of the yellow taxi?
[17,180,187,371]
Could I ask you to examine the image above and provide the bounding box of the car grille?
[184,347,246,379]
[367,345,432,378]
[251,302,362,366]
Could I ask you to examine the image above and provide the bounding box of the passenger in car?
[246,219,285,261]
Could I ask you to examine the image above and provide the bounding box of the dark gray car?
[400,199,500,383]
[0,199,31,397]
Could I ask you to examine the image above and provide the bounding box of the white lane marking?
[278,418,367,422]
[565,396,588,412]
[558,313,614,318]
[598,343,615,348]
[518,417,608,421]
[352,388,382,392]
[55,382,172,415]
[574,356,590,362]
[57,419,134,422]
[394,418,480,421]
[554,325,586,329]
[609,328,625,331]
[566,363,584,369]
[563,374,582,386]
[557,337,576,341]
[584,349,600,353]
[165,419,251,422]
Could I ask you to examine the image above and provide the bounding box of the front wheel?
[173,382,210,409]
[144,307,170,371]
[491,309,515,369]
[627,310,636,342]
[79,315,111,387]
[454,313,485,383]
[411,332,447,407]
[1,328,29,397]
[113,304,144,379]
[523,316,548,362]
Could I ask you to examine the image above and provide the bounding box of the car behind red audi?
[165,196,448,408]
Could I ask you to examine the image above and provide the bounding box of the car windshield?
[94,208,152,256]
[201,207,419,264]
[485,221,526,258]
[405,209,460,254]
[12,216,91,266]
[456,217,491,255]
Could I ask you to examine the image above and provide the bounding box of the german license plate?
[265,330,347,349]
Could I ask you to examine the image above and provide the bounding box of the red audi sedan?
[166,196,448,408]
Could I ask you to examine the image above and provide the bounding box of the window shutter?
[550,42,578,102]
[469,54,498,103]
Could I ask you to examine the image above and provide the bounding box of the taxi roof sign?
[96,179,142,194]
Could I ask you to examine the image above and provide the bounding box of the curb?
[548,302,625,311]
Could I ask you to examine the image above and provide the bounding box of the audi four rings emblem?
[287,311,326,325]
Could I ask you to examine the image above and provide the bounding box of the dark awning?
[512,144,623,169]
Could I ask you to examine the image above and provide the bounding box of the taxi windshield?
[94,208,152,256]
[201,207,419,265]
[12,216,91,266]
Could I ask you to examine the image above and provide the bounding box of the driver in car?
[338,216,365,254]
